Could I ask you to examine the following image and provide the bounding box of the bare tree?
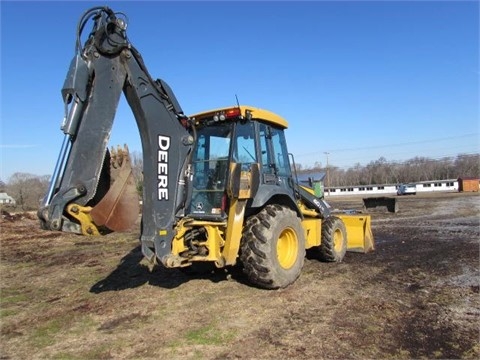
[455,154,480,177]
[130,150,144,196]
[6,173,50,211]
[295,153,479,187]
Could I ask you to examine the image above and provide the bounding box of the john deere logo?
[196,202,204,211]
[157,135,170,200]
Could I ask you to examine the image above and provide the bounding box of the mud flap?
[90,145,139,232]
[336,214,375,253]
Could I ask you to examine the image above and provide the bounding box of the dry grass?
[1,193,479,359]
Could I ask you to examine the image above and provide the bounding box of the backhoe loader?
[38,6,374,289]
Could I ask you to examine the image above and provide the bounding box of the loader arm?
[38,7,194,264]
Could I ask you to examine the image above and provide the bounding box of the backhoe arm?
[38,7,194,264]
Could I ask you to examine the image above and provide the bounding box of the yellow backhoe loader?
[38,6,374,289]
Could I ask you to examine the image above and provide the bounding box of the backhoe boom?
[38,6,194,264]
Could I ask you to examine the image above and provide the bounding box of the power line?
[309,151,480,171]
[295,133,479,157]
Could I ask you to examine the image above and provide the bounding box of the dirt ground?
[1,192,479,359]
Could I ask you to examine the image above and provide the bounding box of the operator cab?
[188,106,294,221]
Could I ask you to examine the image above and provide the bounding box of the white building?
[325,179,459,197]
[0,192,16,206]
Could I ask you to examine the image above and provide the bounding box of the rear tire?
[240,205,305,289]
[318,216,347,262]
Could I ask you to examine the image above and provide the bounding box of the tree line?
[296,153,480,187]
[1,173,50,211]
[2,153,478,211]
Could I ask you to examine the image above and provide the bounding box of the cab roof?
[189,105,289,129]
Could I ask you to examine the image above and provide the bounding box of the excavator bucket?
[336,214,375,253]
[90,145,139,232]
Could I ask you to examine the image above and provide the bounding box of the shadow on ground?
[90,245,247,293]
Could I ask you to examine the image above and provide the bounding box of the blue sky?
[1,0,479,181]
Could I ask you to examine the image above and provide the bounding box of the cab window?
[270,127,291,177]
[233,122,257,166]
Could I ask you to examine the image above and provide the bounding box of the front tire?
[317,216,347,262]
[240,205,306,289]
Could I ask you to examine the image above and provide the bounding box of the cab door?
[258,123,294,193]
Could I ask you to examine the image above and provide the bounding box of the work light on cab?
[213,108,242,122]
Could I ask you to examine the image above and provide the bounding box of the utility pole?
[324,152,330,196]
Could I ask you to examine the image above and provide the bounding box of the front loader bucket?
[336,214,374,253]
[363,196,398,213]
[90,145,139,232]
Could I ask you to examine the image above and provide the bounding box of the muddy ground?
[1,192,479,359]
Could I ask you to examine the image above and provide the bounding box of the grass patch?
[166,323,237,352]
[1,286,31,304]
[184,324,235,346]
[51,344,113,360]
[0,307,18,318]
[30,318,67,348]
